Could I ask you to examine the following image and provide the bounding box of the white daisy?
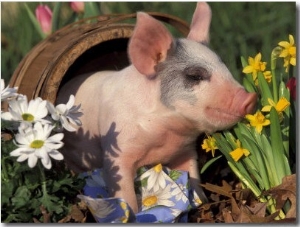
[171,183,188,203]
[1,79,18,101]
[192,190,203,206]
[10,122,64,169]
[1,95,49,124]
[138,163,166,192]
[47,95,82,132]
[137,184,175,211]
[77,195,115,219]
[170,208,183,219]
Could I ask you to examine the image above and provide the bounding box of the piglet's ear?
[187,2,212,44]
[128,12,173,78]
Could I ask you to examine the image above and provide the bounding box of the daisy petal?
[48,150,64,160]
[41,158,52,169]
[28,155,38,168]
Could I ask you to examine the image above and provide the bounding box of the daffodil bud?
[271,46,282,71]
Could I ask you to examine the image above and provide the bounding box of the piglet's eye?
[184,67,210,83]
[186,74,204,81]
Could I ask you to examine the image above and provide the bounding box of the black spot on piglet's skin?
[183,66,211,89]
[156,40,214,108]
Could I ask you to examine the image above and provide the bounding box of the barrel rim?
[8,12,190,105]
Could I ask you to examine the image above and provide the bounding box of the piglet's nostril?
[240,92,257,116]
[233,88,258,117]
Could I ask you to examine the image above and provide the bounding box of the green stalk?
[51,2,62,32]
[228,162,285,220]
[271,47,282,103]
[258,72,273,106]
[279,80,291,158]
[228,161,261,198]
[38,161,49,209]
[24,3,46,39]
[270,108,290,182]
[235,123,270,189]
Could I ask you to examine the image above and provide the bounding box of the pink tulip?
[286,77,296,100]
[35,5,53,35]
[70,2,85,13]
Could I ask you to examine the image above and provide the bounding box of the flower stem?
[227,161,261,197]
[38,161,49,207]
[271,47,282,103]
[228,162,286,220]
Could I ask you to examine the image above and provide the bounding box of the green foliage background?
[1,2,296,85]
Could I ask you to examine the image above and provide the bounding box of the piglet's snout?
[235,89,257,117]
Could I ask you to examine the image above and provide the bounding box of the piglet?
[56,2,257,213]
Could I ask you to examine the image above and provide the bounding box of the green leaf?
[227,161,261,198]
[251,127,280,188]
[169,169,182,181]
[234,124,259,168]
[83,2,101,18]
[61,11,77,27]
[240,136,270,190]
[256,133,279,186]
[24,3,46,39]
[279,79,288,99]
[1,180,15,206]
[51,2,62,32]
[241,56,248,68]
[140,178,148,188]
[11,186,31,209]
[212,133,235,162]
[200,155,223,174]
[213,132,253,182]
[223,131,238,148]
[40,192,61,214]
[257,72,273,106]
[240,157,264,188]
[278,80,291,157]
[234,123,272,189]
[270,107,290,183]
[243,76,257,93]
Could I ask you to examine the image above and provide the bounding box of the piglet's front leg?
[167,150,208,204]
[102,155,139,213]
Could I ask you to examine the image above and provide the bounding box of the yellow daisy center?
[194,197,203,205]
[142,195,158,207]
[22,113,34,122]
[30,140,44,149]
[120,201,127,210]
[154,164,162,173]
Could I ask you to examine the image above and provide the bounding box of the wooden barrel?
[9,12,190,104]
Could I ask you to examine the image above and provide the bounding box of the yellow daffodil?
[261,97,290,113]
[278,34,296,72]
[202,135,218,157]
[253,70,272,85]
[243,53,267,80]
[245,111,270,134]
[261,97,290,121]
[263,71,272,83]
[230,140,250,162]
